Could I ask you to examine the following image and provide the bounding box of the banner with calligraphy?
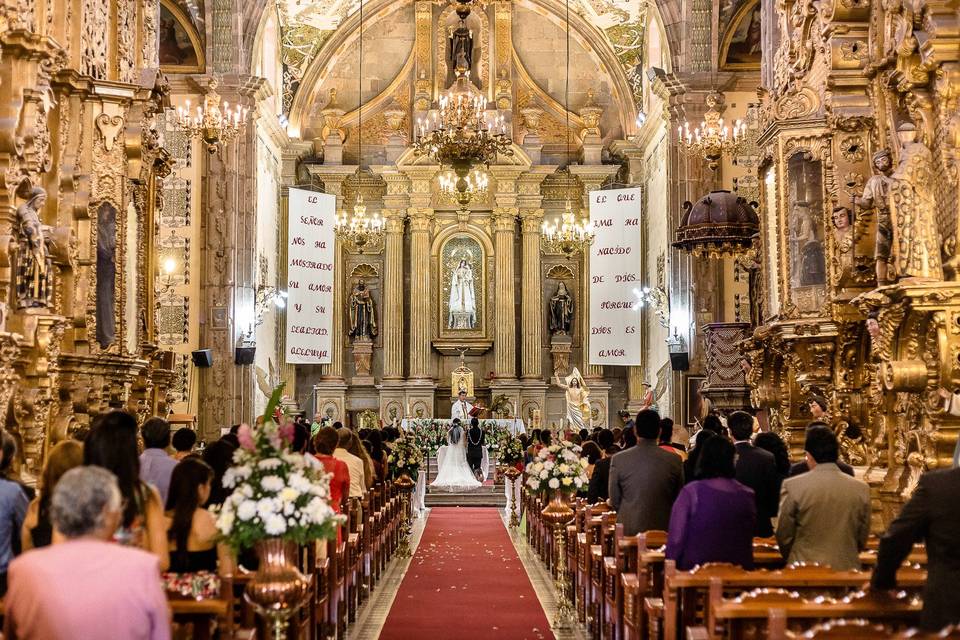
[285,188,336,364]
[588,186,642,366]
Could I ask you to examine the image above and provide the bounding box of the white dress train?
[430,427,482,492]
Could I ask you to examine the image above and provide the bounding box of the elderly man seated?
[3,466,171,640]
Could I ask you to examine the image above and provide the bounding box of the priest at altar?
[451,390,476,422]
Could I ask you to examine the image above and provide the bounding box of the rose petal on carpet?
[379,507,554,640]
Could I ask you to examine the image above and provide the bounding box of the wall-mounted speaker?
[235,345,256,366]
[191,349,213,368]
[669,351,689,371]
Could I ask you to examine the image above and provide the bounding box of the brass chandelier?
[539,0,593,259]
[412,2,512,208]
[333,0,384,252]
[175,79,247,153]
[677,92,744,172]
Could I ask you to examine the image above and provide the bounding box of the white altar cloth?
[414,470,426,516]
[401,418,526,435]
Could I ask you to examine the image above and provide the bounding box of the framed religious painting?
[719,0,761,70]
[434,231,490,351]
[683,374,707,427]
[159,0,205,73]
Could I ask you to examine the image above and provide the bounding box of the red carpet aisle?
[379,507,554,640]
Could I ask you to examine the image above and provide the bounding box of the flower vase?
[244,538,311,640]
[540,490,575,527]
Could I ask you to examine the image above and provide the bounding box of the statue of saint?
[859,149,894,285]
[549,282,574,335]
[16,186,51,308]
[449,20,474,75]
[832,205,854,269]
[888,123,943,281]
[557,367,590,430]
[348,279,378,340]
[448,259,476,329]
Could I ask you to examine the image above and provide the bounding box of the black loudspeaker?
[235,345,256,365]
[669,351,689,371]
[191,349,213,368]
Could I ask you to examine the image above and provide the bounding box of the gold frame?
[159,0,206,74]
[432,227,493,352]
[718,0,761,71]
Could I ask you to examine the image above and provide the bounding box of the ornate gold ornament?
[677,93,745,171]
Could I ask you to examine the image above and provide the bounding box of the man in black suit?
[871,466,960,631]
[787,422,855,477]
[466,418,485,481]
[587,430,616,503]
[728,411,779,537]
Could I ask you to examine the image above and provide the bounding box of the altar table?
[400,418,526,435]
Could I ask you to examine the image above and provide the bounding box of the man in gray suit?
[609,409,684,536]
[776,425,870,570]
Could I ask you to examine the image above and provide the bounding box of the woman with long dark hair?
[364,430,387,481]
[165,458,233,574]
[84,410,169,570]
[22,440,83,550]
[201,438,237,507]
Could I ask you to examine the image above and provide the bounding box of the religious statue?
[888,122,943,281]
[449,20,474,75]
[859,149,893,285]
[448,259,476,329]
[831,205,854,269]
[557,367,590,430]
[790,203,826,286]
[16,186,52,308]
[348,279,378,340]
[549,282,574,335]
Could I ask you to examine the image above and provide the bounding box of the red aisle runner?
[379,507,554,640]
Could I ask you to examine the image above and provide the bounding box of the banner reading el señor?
[588,186,642,366]
[285,188,336,364]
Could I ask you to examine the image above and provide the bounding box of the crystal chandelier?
[439,167,489,208]
[332,0,385,252]
[541,199,595,259]
[175,79,247,153]
[334,194,383,253]
[412,3,512,208]
[677,93,744,172]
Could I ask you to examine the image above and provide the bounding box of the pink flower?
[237,423,256,451]
[279,421,296,445]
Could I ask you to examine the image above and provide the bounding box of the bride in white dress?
[430,422,482,492]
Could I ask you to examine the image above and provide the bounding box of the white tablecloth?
[435,445,490,481]
[504,473,523,513]
[401,418,526,435]
[414,470,426,516]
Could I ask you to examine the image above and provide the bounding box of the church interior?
[1,0,960,637]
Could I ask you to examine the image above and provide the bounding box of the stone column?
[493,207,518,379]
[381,209,406,380]
[408,208,433,380]
[520,209,544,379]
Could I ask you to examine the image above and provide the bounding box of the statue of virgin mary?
[448,259,476,329]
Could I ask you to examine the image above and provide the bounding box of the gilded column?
[520,209,543,379]
[382,210,406,380]
[408,209,433,379]
[493,208,518,378]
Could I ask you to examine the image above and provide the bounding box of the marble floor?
[348,509,589,640]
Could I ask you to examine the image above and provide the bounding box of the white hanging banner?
[588,186,642,366]
[285,188,336,364]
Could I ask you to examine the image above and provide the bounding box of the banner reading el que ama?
[588,186,642,366]
[285,188,336,364]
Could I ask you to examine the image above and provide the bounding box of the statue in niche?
[15,187,52,308]
[348,279,378,340]
[790,203,826,286]
[96,202,117,349]
[549,282,574,335]
[832,205,854,268]
[888,122,943,281]
[449,19,474,75]
[858,149,894,285]
[448,259,476,329]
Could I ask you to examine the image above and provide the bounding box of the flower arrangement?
[387,435,424,479]
[407,420,447,458]
[499,435,525,466]
[524,441,589,494]
[216,384,345,551]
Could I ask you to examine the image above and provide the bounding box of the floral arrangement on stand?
[524,440,589,494]
[387,435,424,479]
[216,385,345,551]
[499,436,525,469]
[407,420,447,458]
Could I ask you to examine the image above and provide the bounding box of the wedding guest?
[609,410,684,535]
[540,430,553,447]
[580,442,602,479]
[22,440,84,551]
[666,436,756,570]
[787,422,855,477]
[578,428,590,442]
[165,458,234,575]
[334,428,367,498]
[201,438,237,507]
[346,430,375,489]
[171,428,197,461]
[776,426,870,570]
[684,428,718,484]
[658,418,686,460]
[292,421,324,471]
[729,411,779,537]
[0,431,28,595]
[85,411,169,571]
[622,425,638,449]
[3,466,171,640]
[611,427,623,448]
[313,428,350,513]
[588,443,612,504]
[597,429,618,455]
[754,431,791,478]
[0,433,32,501]
[139,417,178,505]
[365,430,387,481]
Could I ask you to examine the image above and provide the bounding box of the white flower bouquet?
[387,435,424,479]
[524,441,589,495]
[216,384,345,551]
[499,435,525,466]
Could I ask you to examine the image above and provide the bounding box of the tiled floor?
[348,509,588,640]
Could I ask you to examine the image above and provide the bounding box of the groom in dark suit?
[466,418,485,481]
